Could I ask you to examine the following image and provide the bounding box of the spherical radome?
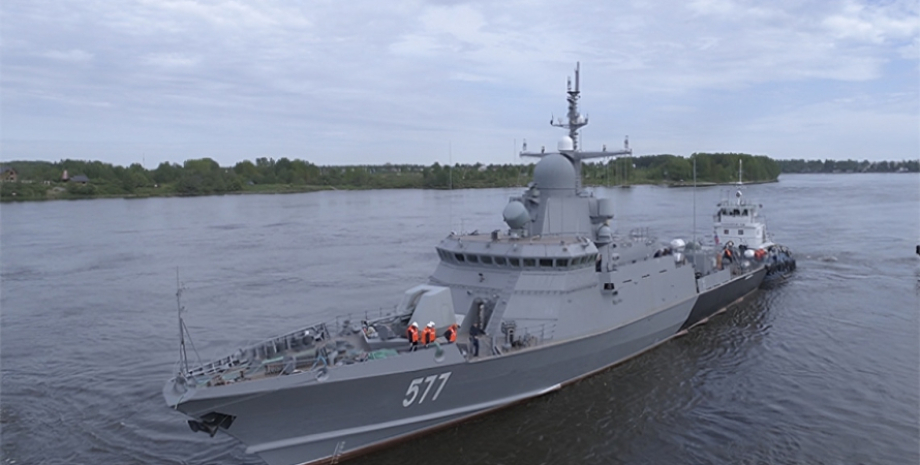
[503,201,530,229]
[557,136,574,152]
[533,153,576,190]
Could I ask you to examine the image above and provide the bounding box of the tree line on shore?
[777,158,918,173]
[0,153,912,201]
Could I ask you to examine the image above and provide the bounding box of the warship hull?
[164,63,793,465]
[170,296,697,465]
[680,266,767,331]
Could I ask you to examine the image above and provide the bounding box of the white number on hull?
[402,372,451,407]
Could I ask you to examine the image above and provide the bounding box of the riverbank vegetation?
[777,158,918,174]
[0,153,912,202]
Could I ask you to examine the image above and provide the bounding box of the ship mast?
[520,62,632,189]
[738,159,743,185]
[551,62,588,151]
[177,270,190,375]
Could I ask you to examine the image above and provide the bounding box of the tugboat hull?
[681,266,767,331]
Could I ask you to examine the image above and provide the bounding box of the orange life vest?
[445,324,458,343]
[422,327,436,344]
[406,326,419,343]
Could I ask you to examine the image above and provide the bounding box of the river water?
[1,173,918,465]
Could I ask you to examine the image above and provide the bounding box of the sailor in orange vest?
[406,322,420,351]
[422,322,437,347]
[443,323,458,343]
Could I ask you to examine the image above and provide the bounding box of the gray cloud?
[1,0,916,167]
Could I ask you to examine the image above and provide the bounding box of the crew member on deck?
[406,322,420,350]
[422,322,437,347]
[444,323,458,343]
[469,323,484,357]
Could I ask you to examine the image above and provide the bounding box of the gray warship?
[164,64,782,465]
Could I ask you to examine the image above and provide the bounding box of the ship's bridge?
[435,232,600,271]
[713,190,770,249]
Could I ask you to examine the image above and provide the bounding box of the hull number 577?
[402,372,451,407]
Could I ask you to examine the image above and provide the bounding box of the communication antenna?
[693,156,697,245]
[448,142,454,233]
[175,268,202,376]
[176,269,189,374]
[738,158,743,185]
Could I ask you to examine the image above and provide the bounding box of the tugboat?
[163,64,785,465]
[677,164,796,329]
[711,165,796,281]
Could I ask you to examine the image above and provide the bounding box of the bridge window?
[495,256,507,266]
[556,258,569,267]
[539,258,553,267]
[509,258,520,267]
[481,255,493,265]
[454,253,465,262]
[523,258,536,267]
[738,230,744,235]
[467,254,479,263]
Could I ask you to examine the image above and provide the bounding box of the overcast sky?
[2,0,917,168]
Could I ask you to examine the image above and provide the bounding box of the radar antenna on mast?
[550,62,588,151]
[521,62,632,189]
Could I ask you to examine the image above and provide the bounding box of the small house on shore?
[69,175,90,185]
[0,166,18,182]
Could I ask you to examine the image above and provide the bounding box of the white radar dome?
[670,238,686,250]
[558,136,574,152]
[503,201,531,230]
[596,224,613,245]
[533,153,576,191]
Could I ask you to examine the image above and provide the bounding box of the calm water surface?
[2,173,918,465]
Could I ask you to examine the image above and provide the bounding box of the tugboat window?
[495,256,507,265]
[481,255,493,265]
[523,258,536,267]
[539,258,553,267]
[455,253,465,262]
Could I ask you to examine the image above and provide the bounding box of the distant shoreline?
[5,172,915,203]
[667,179,780,188]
